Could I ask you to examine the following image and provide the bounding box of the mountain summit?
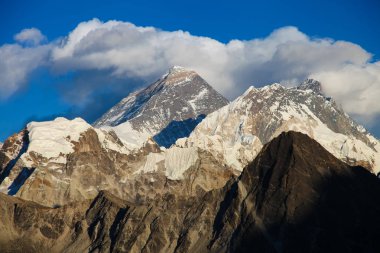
[94,66,228,148]
[297,78,323,94]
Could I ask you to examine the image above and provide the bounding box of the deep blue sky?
[1,0,380,141]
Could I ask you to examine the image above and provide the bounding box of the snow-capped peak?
[169,65,188,73]
[94,67,229,149]
[179,80,380,174]
[26,117,92,158]
[262,82,283,89]
[241,79,323,99]
[241,86,256,97]
[238,83,285,102]
[297,78,323,94]
[20,117,130,164]
[161,65,193,79]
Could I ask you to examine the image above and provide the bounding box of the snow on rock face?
[164,147,198,180]
[179,80,380,174]
[94,128,131,154]
[0,116,220,206]
[134,152,165,174]
[94,66,228,149]
[133,146,199,180]
[22,117,130,165]
[297,78,323,94]
[0,117,133,205]
[106,121,151,149]
[130,142,204,181]
[27,117,91,158]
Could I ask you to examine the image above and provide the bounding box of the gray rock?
[94,66,229,142]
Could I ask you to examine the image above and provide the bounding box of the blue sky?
[1,0,380,141]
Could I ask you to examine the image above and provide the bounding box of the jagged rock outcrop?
[1,131,379,253]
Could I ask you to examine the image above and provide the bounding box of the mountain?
[1,131,379,252]
[0,117,130,205]
[202,131,380,252]
[94,66,229,148]
[0,117,234,206]
[0,67,232,206]
[2,77,379,208]
[2,77,379,207]
[177,79,380,174]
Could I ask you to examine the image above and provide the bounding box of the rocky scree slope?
[0,131,379,253]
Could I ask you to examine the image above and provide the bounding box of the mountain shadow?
[7,167,35,196]
[153,114,206,148]
[0,130,29,185]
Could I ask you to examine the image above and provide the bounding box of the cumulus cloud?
[311,63,380,119]
[0,44,51,99]
[0,28,50,99]
[14,28,46,46]
[1,18,380,124]
[57,69,144,122]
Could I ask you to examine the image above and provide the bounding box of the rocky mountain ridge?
[1,132,379,253]
[94,66,229,149]
[1,69,380,209]
[0,117,234,207]
[177,79,380,173]
[0,66,234,207]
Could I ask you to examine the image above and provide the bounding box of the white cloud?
[0,28,50,99]
[0,44,50,99]
[1,18,380,123]
[14,28,46,46]
[49,20,374,95]
[311,62,380,119]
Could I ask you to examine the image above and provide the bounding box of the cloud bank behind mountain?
[0,18,379,126]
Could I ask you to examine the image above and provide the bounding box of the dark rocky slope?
[206,131,380,252]
[1,131,379,253]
